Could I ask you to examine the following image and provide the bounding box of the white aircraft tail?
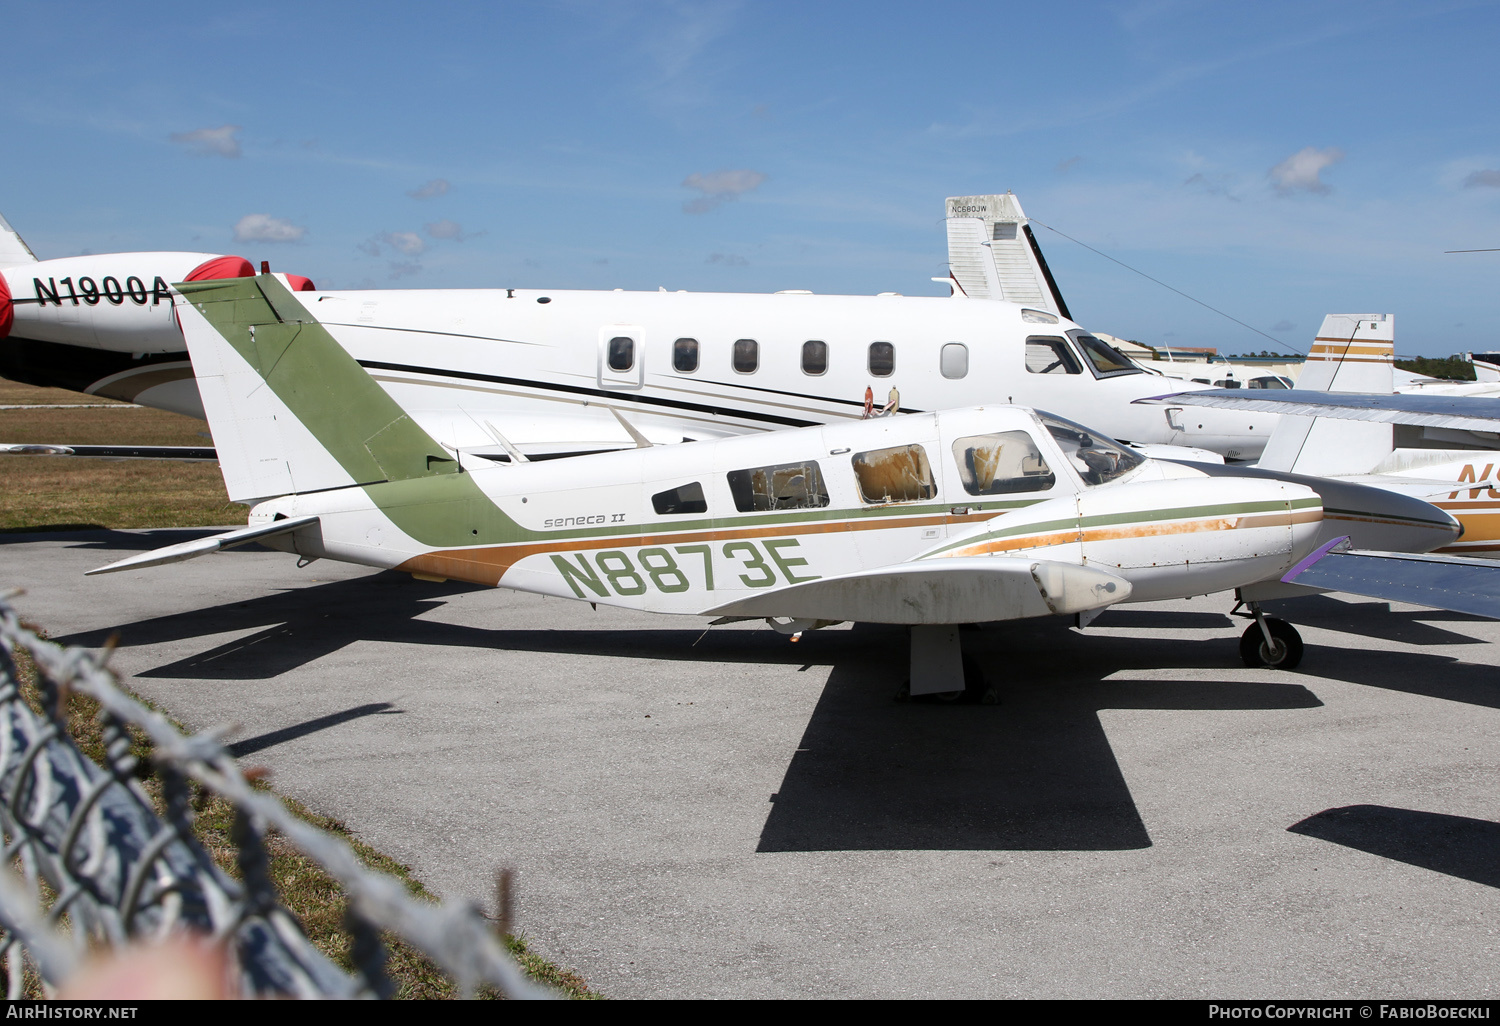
[1256,314,1394,476]
[0,212,38,268]
[176,273,460,503]
[944,193,1071,317]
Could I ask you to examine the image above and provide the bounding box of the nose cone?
[0,271,11,339]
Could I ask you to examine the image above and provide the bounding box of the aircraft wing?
[0,443,218,461]
[1136,388,1500,432]
[700,556,1132,625]
[1282,537,1500,619]
[85,515,320,576]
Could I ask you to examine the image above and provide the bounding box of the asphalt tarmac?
[6,528,1498,998]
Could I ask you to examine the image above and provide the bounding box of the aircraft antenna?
[1028,219,1304,356]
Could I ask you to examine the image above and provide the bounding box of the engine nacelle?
[930,476,1325,603]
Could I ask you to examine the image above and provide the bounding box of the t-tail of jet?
[943,193,1071,318]
[1256,314,1394,476]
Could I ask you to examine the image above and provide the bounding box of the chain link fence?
[0,594,549,999]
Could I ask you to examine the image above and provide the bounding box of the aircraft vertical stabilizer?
[175,274,461,503]
[1257,314,1394,476]
[944,193,1071,317]
[0,213,38,268]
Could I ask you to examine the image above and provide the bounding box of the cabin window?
[1069,330,1140,378]
[607,336,635,372]
[727,461,829,512]
[868,341,895,377]
[673,338,699,373]
[652,481,708,515]
[1025,337,1082,375]
[733,338,759,373]
[802,340,828,376]
[851,444,936,504]
[1039,412,1145,486]
[951,432,1055,495]
[940,342,968,379]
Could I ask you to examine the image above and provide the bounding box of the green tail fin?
[177,275,458,486]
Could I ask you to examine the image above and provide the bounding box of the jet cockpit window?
[607,336,635,372]
[1068,331,1141,378]
[1037,412,1145,486]
[651,481,708,515]
[802,340,828,376]
[1248,375,1293,389]
[673,338,699,373]
[850,444,937,504]
[727,461,829,512]
[868,341,895,377]
[733,338,759,373]
[951,432,1055,495]
[1025,337,1082,375]
[940,342,969,379]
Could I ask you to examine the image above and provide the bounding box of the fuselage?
[247,406,1315,618]
[1,259,1275,459]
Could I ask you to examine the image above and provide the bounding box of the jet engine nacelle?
[1,253,257,354]
[932,476,1324,603]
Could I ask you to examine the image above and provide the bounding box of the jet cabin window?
[951,432,1055,495]
[868,341,895,377]
[607,336,635,372]
[673,338,699,373]
[727,461,830,512]
[1068,331,1141,378]
[851,444,936,504]
[1038,412,1144,486]
[652,481,708,515]
[802,340,828,376]
[733,339,759,373]
[940,342,968,379]
[1025,337,1082,375]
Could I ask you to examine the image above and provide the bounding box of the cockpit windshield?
[1037,412,1145,486]
[1068,331,1142,378]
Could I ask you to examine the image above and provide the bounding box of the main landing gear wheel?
[897,656,998,705]
[1239,616,1303,670]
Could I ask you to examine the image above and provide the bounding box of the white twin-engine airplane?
[0,196,1269,460]
[87,275,1462,698]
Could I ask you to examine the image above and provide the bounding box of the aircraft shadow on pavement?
[757,622,1323,854]
[227,701,403,758]
[1289,805,1500,889]
[1267,594,1490,648]
[2,527,235,551]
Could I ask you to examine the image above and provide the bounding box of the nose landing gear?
[1233,601,1304,669]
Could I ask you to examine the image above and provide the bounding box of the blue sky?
[3,0,1498,355]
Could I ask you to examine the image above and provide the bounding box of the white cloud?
[408,179,451,199]
[682,169,768,214]
[388,261,423,280]
[1464,169,1500,189]
[706,252,748,266]
[170,125,243,158]
[232,214,305,243]
[424,219,468,241]
[360,231,427,257]
[1269,146,1344,195]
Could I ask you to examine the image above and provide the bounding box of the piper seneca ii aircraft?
[86,274,1462,698]
[0,196,1270,461]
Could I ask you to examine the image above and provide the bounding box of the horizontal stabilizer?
[701,556,1131,625]
[85,515,319,576]
[1138,389,1500,432]
[1283,540,1500,619]
[0,443,217,461]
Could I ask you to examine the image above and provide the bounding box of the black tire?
[923,655,992,705]
[1239,617,1303,670]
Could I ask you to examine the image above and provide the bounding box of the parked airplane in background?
[0,196,1274,460]
[87,275,1463,695]
[1141,314,1500,556]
